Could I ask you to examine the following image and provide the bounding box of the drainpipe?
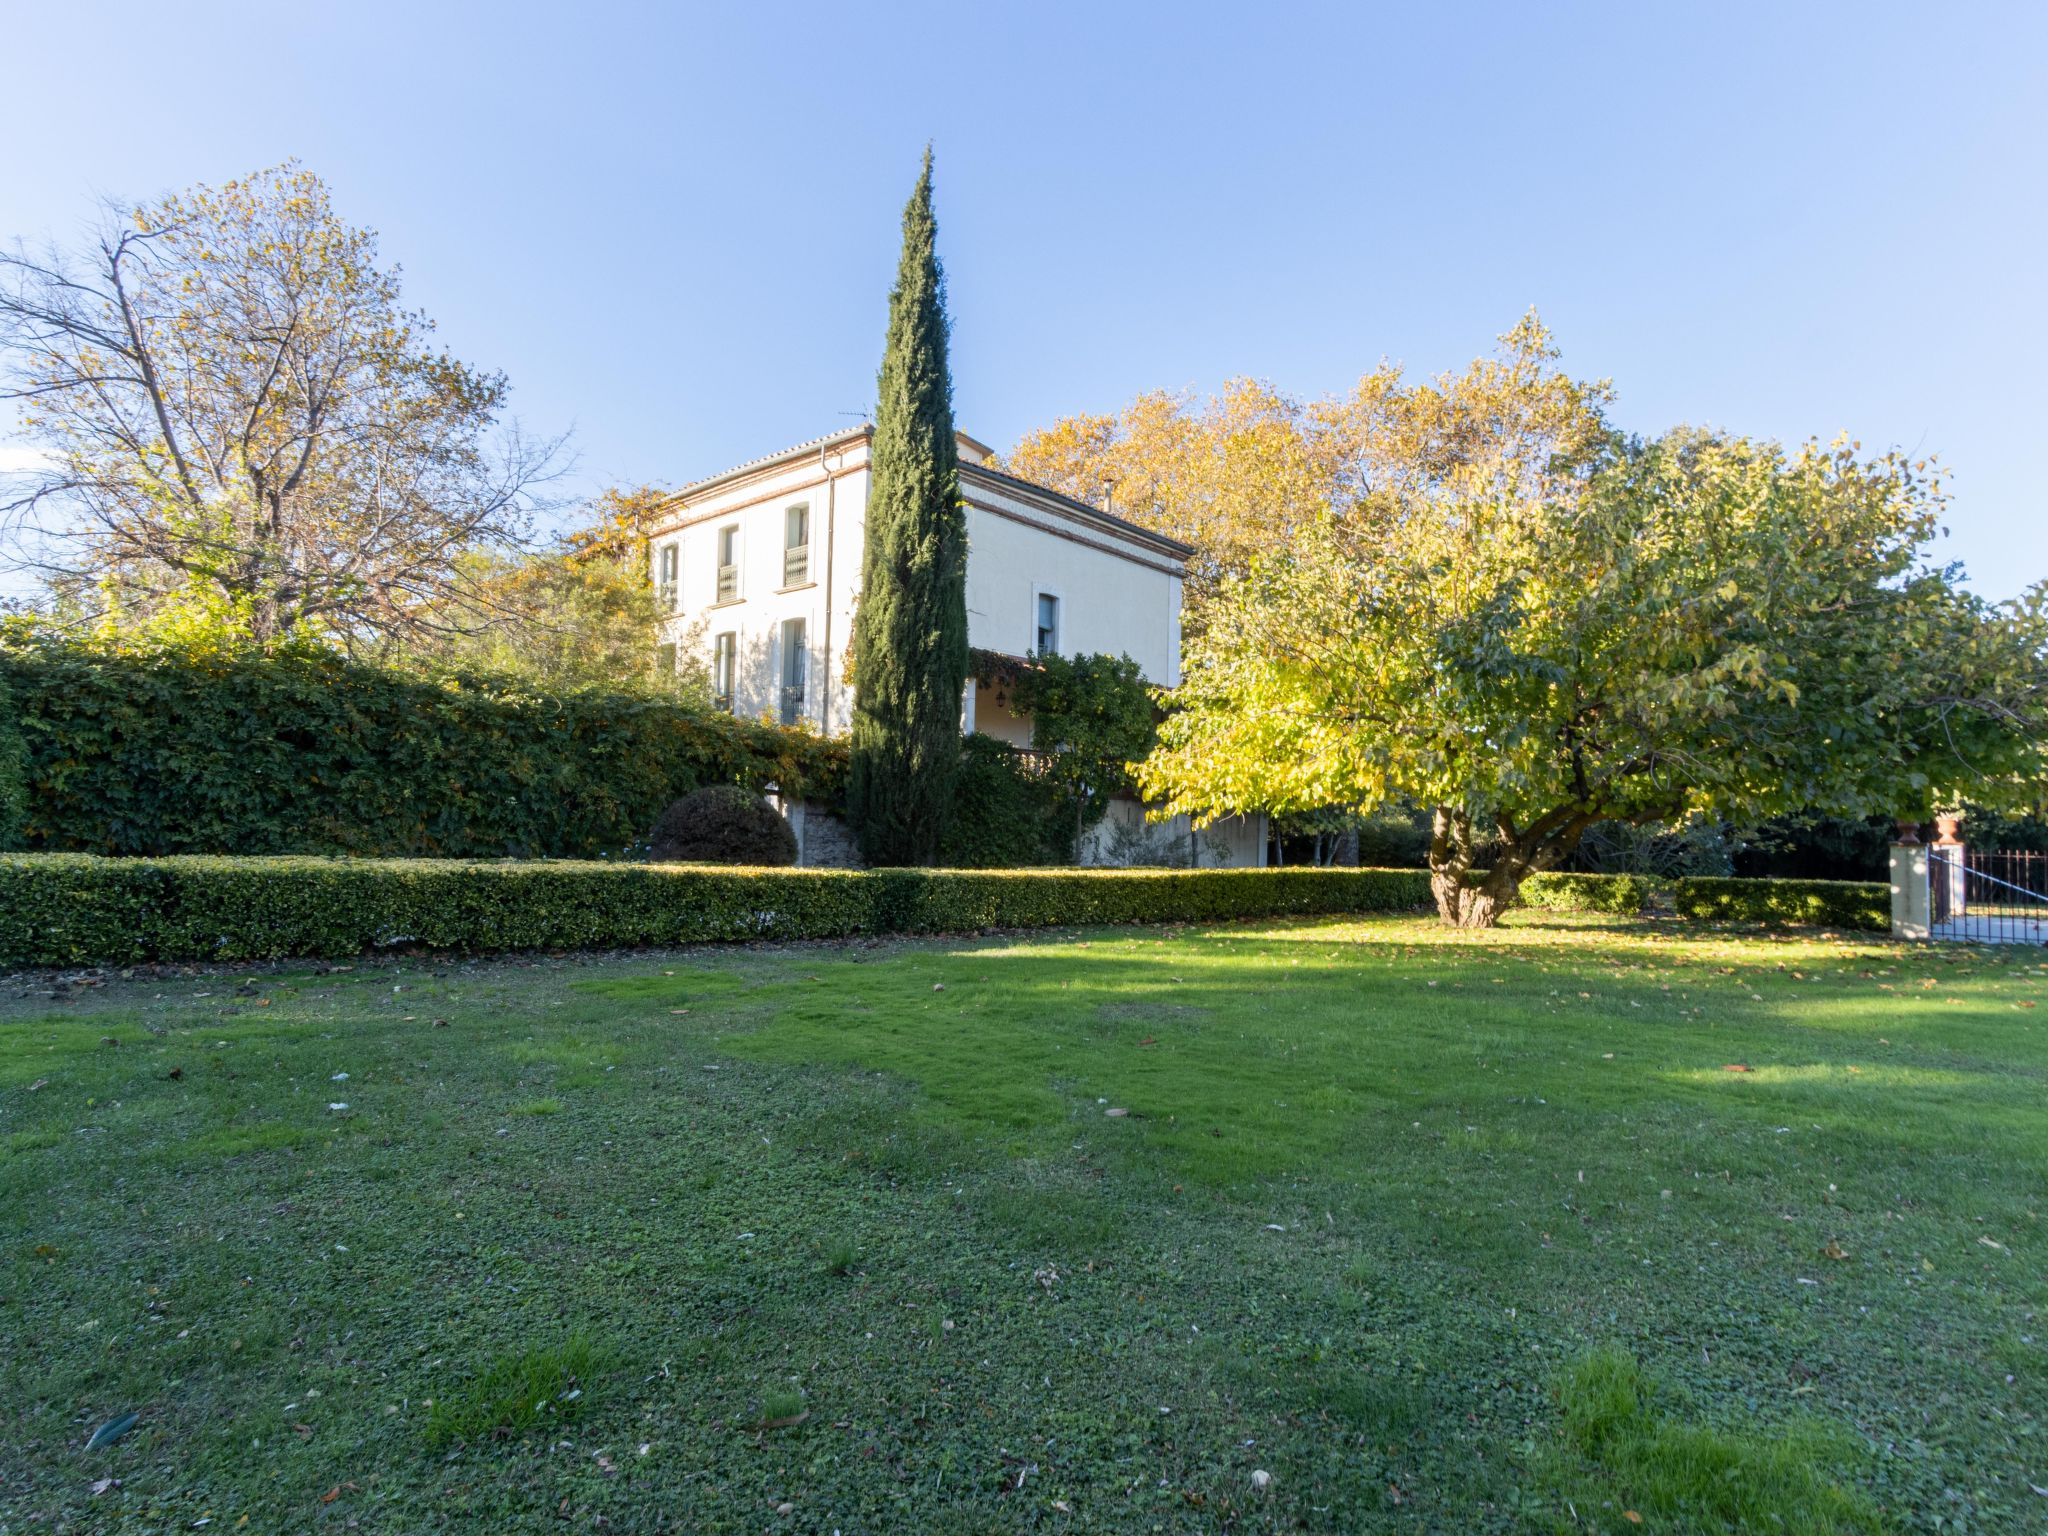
[818,444,841,734]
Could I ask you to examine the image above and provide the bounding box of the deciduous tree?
[1004,314,1614,609]
[0,163,562,645]
[1137,329,2048,926]
[402,485,709,699]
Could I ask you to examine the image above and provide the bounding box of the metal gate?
[1930,848,2048,944]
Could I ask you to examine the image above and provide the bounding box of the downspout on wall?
[817,444,841,735]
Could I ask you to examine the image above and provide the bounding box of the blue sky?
[6,1,2044,597]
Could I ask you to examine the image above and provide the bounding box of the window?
[783,503,810,586]
[712,631,736,712]
[1034,592,1060,656]
[656,543,678,611]
[779,617,807,726]
[716,525,739,602]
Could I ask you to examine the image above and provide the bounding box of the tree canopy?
[1004,313,1612,608]
[1133,323,2048,925]
[0,162,561,646]
[400,485,709,700]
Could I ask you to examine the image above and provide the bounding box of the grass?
[423,1336,597,1449]
[2,912,2045,1531]
[1543,1348,1881,1533]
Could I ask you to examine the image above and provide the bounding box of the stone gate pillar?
[1890,840,1930,940]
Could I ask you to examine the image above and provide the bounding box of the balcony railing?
[716,564,737,602]
[783,545,809,586]
[779,684,806,726]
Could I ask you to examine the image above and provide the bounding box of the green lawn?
[3,914,2045,1532]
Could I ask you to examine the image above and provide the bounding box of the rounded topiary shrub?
[647,784,798,866]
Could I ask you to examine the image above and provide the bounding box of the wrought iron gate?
[1929,848,2048,944]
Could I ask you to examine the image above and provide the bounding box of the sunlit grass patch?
[1541,1347,1884,1534]
[423,1336,597,1448]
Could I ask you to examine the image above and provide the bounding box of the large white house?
[647,424,1265,866]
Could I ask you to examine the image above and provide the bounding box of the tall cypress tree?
[846,149,970,866]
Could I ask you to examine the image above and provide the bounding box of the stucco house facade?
[646,425,1265,867]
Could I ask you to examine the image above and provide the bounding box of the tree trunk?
[1426,805,1600,929]
[1428,861,1520,928]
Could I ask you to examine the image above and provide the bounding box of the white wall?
[651,453,869,731]
[961,480,1183,685]
[649,433,1187,730]
[1079,798,1268,869]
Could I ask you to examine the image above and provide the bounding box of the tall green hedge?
[0,638,845,858]
[0,857,1437,966]
[0,670,25,851]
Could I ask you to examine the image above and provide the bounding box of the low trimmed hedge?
[0,856,1436,967]
[1670,875,1888,932]
[0,856,1899,967]
[1518,872,1665,915]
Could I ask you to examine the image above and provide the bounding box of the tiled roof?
[962,462,1197,559]
[668,425,875,501]
[666,424,1195,564]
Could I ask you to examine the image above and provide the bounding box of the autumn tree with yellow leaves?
[1004,313,1613,612]
[407,485,712,699]
[1024,319,2047,927]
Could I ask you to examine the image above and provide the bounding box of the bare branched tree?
[0,162,566,644]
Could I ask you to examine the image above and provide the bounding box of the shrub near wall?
[0,637,845,858]
[0,857,1436,967]
[1671,876,1889,932]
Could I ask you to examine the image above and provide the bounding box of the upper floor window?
[783,503,810,587]
[712,631,736,712]
[779,617,807,726]
[656,542,679,611]
[1034,592,1060,656]
[716,525,739,602]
